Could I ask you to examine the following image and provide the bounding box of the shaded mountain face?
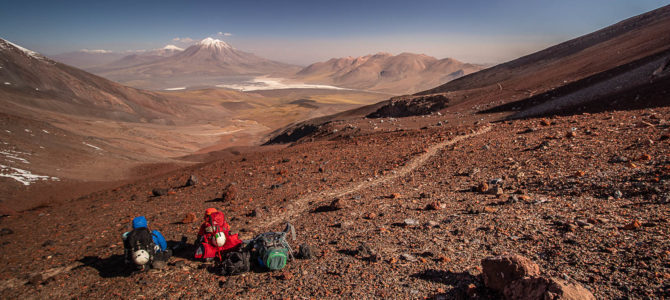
[0,38,193,122]
[94,38,302,90]
[294,52,483,94]
[419,5,670,99]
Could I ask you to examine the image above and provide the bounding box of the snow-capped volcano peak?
[162,44,183,51]
[198,37,231,50]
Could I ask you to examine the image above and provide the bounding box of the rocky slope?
[0,101,667,299]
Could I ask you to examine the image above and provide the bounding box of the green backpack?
[251,223,295,270]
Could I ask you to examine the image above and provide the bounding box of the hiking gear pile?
[194,209,242,261]
[123,216,170,270]
[248,222,296,271]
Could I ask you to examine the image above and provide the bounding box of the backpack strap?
[283,222,296,241]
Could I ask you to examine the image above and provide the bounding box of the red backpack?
[195,211,242,260]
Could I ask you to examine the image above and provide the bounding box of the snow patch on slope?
[0,38,46,60]
[0,164,59,185]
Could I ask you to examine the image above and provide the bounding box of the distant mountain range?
[294,52,483,94]
[49,38,482,93]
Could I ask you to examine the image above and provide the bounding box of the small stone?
[363,212,376,219]
[357,243,374,257]
[404,218,419,226]
[622,220,641,230]
[425,201,444,210]
[152,188,169,197]
[180,213,196,224]
[329,198,344,210]
[152,260,167,270]
[490,186,504,196]
[574,170,585,177]
[477,182,489,193]
[613,190,623,199]
[566,131,577,138]
[401,253,417,262]
[249,208,262,218]
[540,118,551,126]
[610,156,628,163]
[438,255,451,263]
[222,184,238,201]
[419,192,431,199]
[483,206,497,213]
[639,154,651,161]
[426,220,440,228]
[185,175,198,187]
[0,228,14,236]
[278,272,293,280]
[390,193,401,199]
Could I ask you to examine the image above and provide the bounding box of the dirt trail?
[256,125,493,230]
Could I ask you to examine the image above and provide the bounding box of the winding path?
[257,125,492,230]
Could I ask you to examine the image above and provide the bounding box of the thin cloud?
[80,49,111,53]
[217,32,233,37]
[172,37,195,43]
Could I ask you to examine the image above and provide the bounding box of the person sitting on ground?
[194,208,242,261]
[122,216,171,270]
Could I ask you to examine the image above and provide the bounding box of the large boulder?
[503,276,595,300]
[481,255,541,292]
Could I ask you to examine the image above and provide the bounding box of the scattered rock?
[356,243,375,257]
[0,228,14,236]
[180,212,196,224]
[152,260,167,270]
[610,156,628,163]
[503,276,595,300]
[334,220,353,228]
[404,218,419,226]
[425,201,444,210]
[481,254,541,292]
[249,209,263,218]
[297,244,313,259]
[477,182,490,193]
[622,220,641,230]
[363,212,377,219]
[185,175,198,187]
[400,253,417,262]
[152,188,169,197]
[278,272,293,280]
[222,184,237,202]
[329,198,344,210]
[490,186,504,196]
[613,190,623,199]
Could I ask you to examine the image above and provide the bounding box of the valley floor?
[0,105,668,299]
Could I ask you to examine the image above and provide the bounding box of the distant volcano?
[92,38,301,89]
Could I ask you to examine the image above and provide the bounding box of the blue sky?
[0,0,665,64]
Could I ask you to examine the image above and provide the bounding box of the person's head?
[132,216,148,229]
[204,208,217,220]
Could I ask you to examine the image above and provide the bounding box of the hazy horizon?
[1,0,665,65]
